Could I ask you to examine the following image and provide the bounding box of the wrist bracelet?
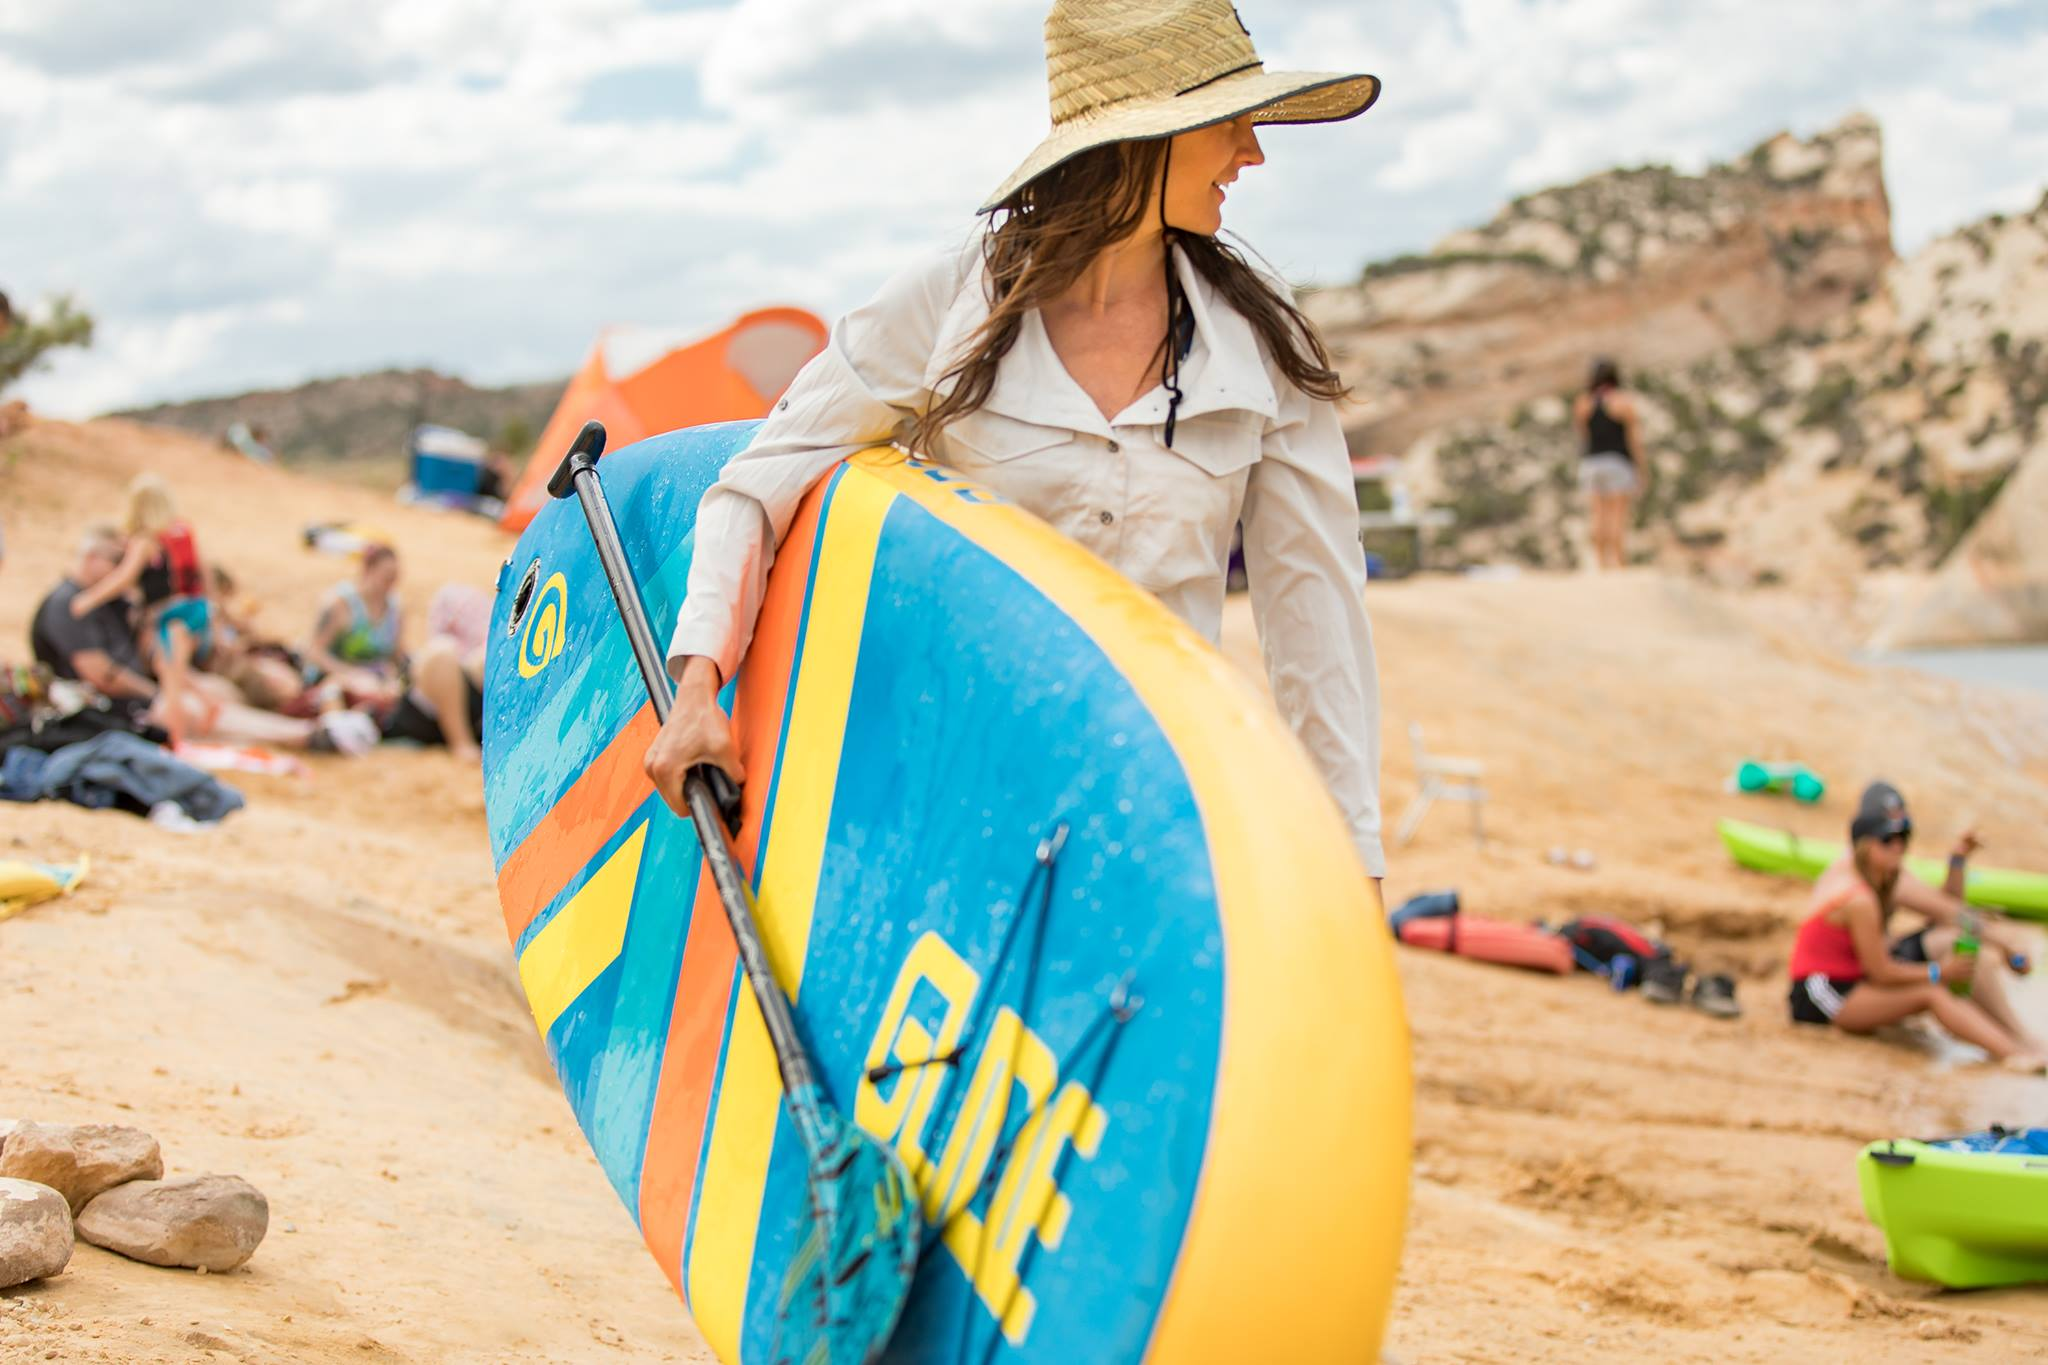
[1950,853,1967,867]
[1929,962,1940,984]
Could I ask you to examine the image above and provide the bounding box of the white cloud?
[1377,109,1509,193]
[2,0,2044,418]
[201,179,339,240]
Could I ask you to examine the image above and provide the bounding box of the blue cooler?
[410,424,486,497]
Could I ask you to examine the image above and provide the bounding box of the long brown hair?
[916,137,1346,452]
[1852,839,1901,917]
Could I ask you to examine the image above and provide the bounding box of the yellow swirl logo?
[517,572,569,678]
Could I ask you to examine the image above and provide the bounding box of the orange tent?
[501,306,829,532]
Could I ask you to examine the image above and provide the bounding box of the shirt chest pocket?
[1119,413,1261,583]
[936,411,1087,517]
[943,410,1072,465]
[1161,412,1262,481]
[1125,412,1262,528]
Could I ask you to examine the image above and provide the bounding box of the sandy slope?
[5,418,2048,1362]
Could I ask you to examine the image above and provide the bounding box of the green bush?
[1925,469,2012,560]
[0,294,94,391]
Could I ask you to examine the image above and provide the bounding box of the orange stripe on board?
[636,863,736,1296]
[497,705,661,944]
[635,474,830,1296]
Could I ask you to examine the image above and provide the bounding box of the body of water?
[1874,646,2048,696]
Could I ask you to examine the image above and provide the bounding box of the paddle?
[547,420,920,1365]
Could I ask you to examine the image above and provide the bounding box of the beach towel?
[0,857,90,922]
[173,741,305,778]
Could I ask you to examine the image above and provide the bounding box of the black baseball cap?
[1850,780,1913,843]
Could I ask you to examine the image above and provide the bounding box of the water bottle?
[1949,912,1980,997]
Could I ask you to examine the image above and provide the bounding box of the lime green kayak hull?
[1859,1138,2048,1288]
[1717,818,2048,919]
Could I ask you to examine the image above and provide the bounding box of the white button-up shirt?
[669,238,1385,876]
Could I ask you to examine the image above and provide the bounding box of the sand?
[4,418,2048,1362]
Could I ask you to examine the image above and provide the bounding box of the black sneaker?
[1641,957,1687,1005]
[1690,973,1741,1020]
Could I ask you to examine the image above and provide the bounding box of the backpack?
[1557,914,1671,982]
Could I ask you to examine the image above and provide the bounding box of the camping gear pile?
[1389,895,1741,1018]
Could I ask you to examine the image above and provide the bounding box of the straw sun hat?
[981,0,1381,211]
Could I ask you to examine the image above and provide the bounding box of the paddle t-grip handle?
[546,420,607,500]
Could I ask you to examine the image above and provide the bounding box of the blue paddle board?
[482,422,1410,1362]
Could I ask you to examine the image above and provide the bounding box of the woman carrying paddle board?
[648,0,1388,885]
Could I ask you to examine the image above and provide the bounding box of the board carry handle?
[548,420,812,1102]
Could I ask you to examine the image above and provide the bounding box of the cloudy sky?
[4,0,2046,418]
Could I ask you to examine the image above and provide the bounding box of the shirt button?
[1107,439,1121,453]
[1098,510,1115,525]
[777,399,789,412]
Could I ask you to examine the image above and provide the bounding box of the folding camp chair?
[1394,722,1487,848]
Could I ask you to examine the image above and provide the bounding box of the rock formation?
[1321,114,2047,635]
[1308,115,1895,457]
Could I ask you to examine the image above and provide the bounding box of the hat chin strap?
[1160,140,1187,449]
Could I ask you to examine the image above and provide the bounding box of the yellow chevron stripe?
[685,467,898,1361]
[517,823,649,1037]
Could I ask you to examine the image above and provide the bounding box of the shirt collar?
[923,240,1279,432]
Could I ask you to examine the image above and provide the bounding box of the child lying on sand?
[1788,781,2045,1072]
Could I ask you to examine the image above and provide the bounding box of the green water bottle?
[1949,912,1980,997]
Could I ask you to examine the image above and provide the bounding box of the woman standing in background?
[1573,357,1640,569]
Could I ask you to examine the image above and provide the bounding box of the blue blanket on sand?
[1,731,244,823]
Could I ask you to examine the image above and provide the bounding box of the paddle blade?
[769,1106,921,1365]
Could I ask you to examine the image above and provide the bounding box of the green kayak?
[1860,1129,2048,1288]
[1717,817,2048,919]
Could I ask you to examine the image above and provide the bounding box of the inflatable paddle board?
[1394,915,1573,974]
[482,423,1410,1362]
[1718,817,2048,919]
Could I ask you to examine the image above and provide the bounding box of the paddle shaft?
[550,422,823,1113]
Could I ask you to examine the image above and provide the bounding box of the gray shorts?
[1580,453,1638,496]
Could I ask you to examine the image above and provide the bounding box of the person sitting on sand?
[206,563,315,714]
[65,474,215,748]
[378,636,484,761]
[1571,357,1641,571]
[303,544,405,707]
[33,524,376,755]
[1863,785,2041,1051]
[1787,781,2045,1071]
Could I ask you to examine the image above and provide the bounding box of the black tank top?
[1585,389,1631,462]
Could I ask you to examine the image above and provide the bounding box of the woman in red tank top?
[1787,786,2043,1071]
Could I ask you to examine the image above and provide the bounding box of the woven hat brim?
[979,69,1379,213]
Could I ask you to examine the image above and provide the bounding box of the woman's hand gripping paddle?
[548,422,920,1365]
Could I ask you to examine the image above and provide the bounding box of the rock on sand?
[75,1174,269,1272]
[0,1177,75,1288]
[0,1121,164,1213]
